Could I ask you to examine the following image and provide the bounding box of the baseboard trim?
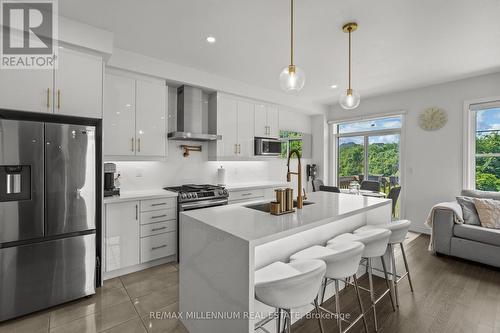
[103,255,176,280]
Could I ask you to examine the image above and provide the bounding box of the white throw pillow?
[474,198,500,229]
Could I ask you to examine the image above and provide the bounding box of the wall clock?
[419,108,447,131]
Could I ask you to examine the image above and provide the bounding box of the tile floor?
[0,263,186,333]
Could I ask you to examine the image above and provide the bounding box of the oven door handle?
[179,198,228,211]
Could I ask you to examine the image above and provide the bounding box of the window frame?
[463,97,500,191]
[328,112,406,218]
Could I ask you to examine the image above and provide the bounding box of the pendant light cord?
[348,27,351,90]
[290,0,294,66]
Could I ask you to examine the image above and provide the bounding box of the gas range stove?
[164,184,229,203]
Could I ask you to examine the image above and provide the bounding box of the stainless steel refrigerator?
[0,118,98,321]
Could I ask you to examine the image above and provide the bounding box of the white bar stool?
[354,220,414,307]
[290,242,369,333]
[328,229,395,331]
[254,260,326,333]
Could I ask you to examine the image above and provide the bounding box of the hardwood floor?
[293,235,500,333]
[1,234,499,333]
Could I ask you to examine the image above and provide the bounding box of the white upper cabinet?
[103,74,136,156]
[135,80,167,157]
[266,105,279,138]
[254,103,279,139]
[0,47,103,118]
[208,93,257,160]
[55,48,103,118]
[216,95,239,158]
[237,100,255,158]
[103,71,167,160]
[0,69,53,113]
[254,104,267,138]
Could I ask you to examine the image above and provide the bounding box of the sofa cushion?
[454,224,500,247]
[474,198,500,229]
[461,189,500,200]
[456,196,481,226]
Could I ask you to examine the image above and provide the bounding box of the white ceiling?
[60,0,500,106]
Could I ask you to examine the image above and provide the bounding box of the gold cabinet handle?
[57,89,61,109]
[131,138,135,152]
[46,88,50,108]
[137,138,141,152]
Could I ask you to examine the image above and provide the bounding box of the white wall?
[327,72,500,233]
[114,108,313,192]
[311,114,329,184]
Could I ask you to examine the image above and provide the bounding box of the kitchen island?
[179,191,391,333]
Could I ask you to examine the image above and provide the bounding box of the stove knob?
[223,189,228,195]
[192,193,198,199]
[181,193,187,199]
[187,193,193,199]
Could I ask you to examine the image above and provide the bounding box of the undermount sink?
[245,201,315,213]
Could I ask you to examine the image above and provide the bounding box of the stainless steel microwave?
[254,137,281,156]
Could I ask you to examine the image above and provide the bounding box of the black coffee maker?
[104,163,120,197]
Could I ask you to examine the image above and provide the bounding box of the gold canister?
[270,201,281,215]
[275,189,285,213]
[285,188,293,211]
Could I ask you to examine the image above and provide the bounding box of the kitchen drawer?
[229,189,265,201]
[140,220,176,238]
[140,209,176,225]
[140,197,176,212]
[140,232,176,263]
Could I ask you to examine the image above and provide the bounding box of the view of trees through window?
[338,135,400,182]
[280,130,303,158]
[475,108,500,191]
[337,117,401,187]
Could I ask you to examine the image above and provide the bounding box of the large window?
[335,116,402,194]
[467,102,500,191]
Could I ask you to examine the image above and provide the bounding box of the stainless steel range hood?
[168,85,221,142]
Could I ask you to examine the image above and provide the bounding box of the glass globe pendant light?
[279,0,305,92]
[339,22,360,109]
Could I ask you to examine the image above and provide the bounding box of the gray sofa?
[433,189,500,268]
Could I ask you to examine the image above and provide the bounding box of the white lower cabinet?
[105,201,140,272]
[140,232,176,263]
[228,189,265,203]
[228,186,285,205]
[140,220,176,237]
[105,196,177,277]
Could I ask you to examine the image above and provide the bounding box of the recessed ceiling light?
[206,36,216,44]
[330,84,338,89]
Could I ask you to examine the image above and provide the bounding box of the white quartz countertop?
[104,189,178,204]
[181,192,390,245]
[224,181,288,191]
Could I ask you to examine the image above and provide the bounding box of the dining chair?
[312,179,324,192]
[360,180,381,192]
[387,186,401,216]
[319,185,340,193]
